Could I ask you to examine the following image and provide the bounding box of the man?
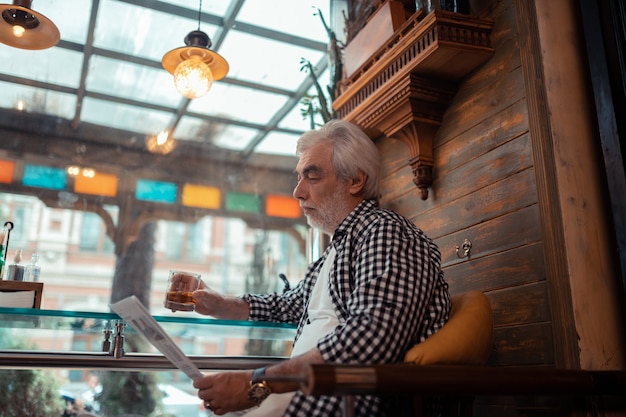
[187,119,450,416]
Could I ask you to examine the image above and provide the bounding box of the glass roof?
[0,0,335,159]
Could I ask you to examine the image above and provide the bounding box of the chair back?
[404,291,493,365]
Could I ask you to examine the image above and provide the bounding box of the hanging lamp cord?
[197,0,203,31]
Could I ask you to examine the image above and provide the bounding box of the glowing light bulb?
[156,130,169,146]
[145,130,176,154]
[82,168,96,178]
[12,25,25,37]
[173,55,214,99]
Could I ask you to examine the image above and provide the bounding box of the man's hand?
[191,285,250,320]
[189,283,222,316]
[167,274,250,320]
[194,370,255,415]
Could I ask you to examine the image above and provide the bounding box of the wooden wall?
[376,0,553,413]
[378,0,549,368]
[374,0,626,414]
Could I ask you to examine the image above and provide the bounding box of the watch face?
[249,381,271,405]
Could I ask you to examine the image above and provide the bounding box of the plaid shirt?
[244,199,450,417]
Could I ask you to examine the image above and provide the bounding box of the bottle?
[0,227,5,279]
[7,249,24,281]
[0,245,4,280]
[26,253,41,282]
[417,0,440,14]
[439,0,470,14]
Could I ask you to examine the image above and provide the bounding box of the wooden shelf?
[334,9,494,199]
[0,281,44,308]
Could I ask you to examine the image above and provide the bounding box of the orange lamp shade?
[74,172,118,197]
[265,194,301,219]
[0,159,15,184]
[182,184,220,209]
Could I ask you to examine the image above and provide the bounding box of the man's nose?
[293,181,305,200]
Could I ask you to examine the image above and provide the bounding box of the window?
[79,212,100,252]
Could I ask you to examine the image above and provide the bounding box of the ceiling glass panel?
[93,0,218,62]
[212,125,259,150]
[33,0,92,45]
[81,97,173,135]
[174,119,260,151]
[187,83,289,125]
[279,67,332,130]
[0,82,76,119]
[237,0,331,43]
[0,47,82,88]
[174,115,231,142]
[220,30,325,90]
[255,131,300,156]
[0,0,337,159]
[279,104,320,131]
[159,0,232,16]
[86,56,182,107]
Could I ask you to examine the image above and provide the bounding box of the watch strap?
[248,367,271,406]
[251,366,267,384]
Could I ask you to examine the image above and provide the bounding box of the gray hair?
[296,119,380,200]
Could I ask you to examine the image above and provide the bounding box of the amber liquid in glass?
[164,291,195,311]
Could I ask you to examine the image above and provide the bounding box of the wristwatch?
[248,367,272,405]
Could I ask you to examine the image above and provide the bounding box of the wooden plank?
[443,243,545,293]
[434,3,524,142]
[487,282,551,327]
[436,203,541,267]
[401,168,537,239]
[436,62,526,147]
[435,100,529,174]
[435,133,533,205]
[489,322,555,365]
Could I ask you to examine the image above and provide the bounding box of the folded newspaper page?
[109,295,204,381]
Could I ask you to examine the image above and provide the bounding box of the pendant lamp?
[161,0,228,99]
[0,0,59,50]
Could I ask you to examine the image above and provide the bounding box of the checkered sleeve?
[242,256,327,324]
[242,280,306,324]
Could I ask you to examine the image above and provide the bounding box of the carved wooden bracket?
[334,9,494,199]
[395,120,439,200]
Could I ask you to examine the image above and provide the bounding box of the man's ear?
[349,171,367,195]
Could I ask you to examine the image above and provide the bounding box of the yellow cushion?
[404,291,493,365]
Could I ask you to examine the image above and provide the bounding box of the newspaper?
[109,295,204,381]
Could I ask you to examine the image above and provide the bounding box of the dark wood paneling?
[490,322,555,365]
[433,133,533,205]
[406,168,537,239]
[488,282,551,327]
[435,54,524,150]
[380,123,532,213]
[374,0,558,409]
[436,204,541,267]
[444,243,545,293]
[435,99,528,176]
